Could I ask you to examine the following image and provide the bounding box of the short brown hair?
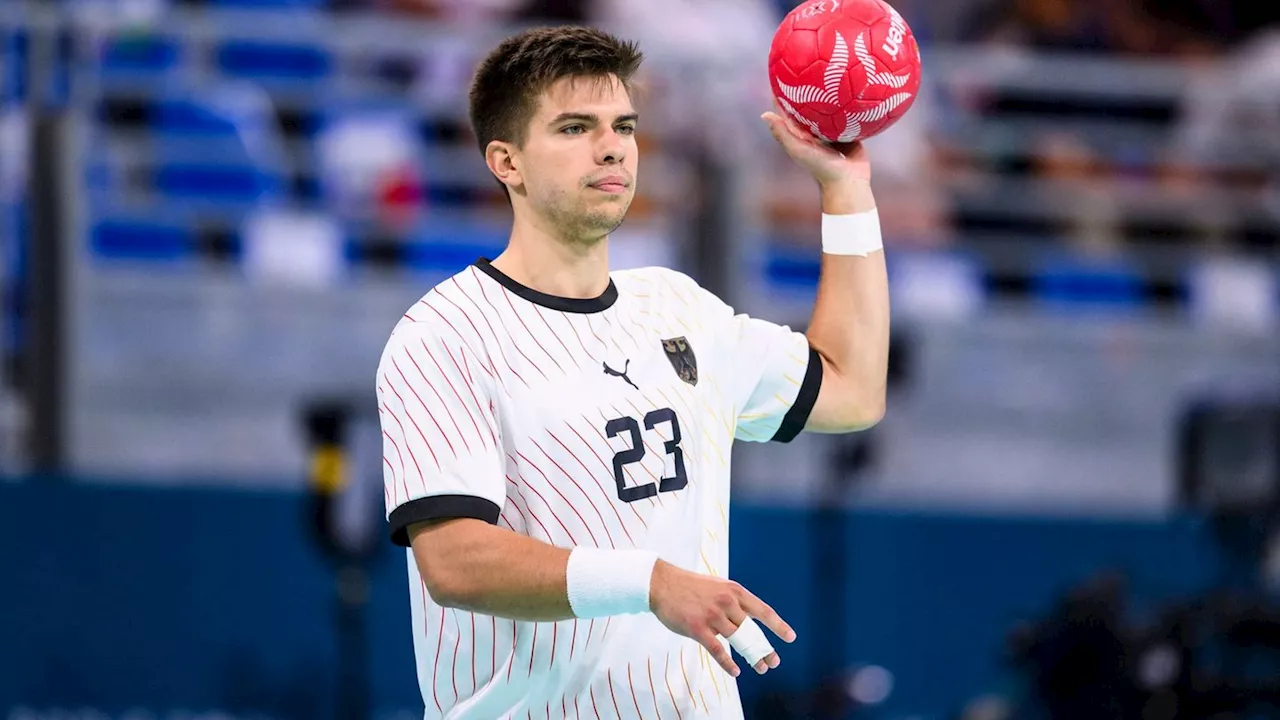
[468,26,643,155]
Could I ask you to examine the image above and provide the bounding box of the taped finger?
[724,618,775,667]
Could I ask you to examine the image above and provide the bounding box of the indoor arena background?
[2,0,1279,718]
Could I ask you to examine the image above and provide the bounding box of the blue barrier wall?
[1,482,1227,719]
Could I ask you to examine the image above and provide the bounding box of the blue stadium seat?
[154,98,246,136]
[1031,253,1147,309]
[215,40,331,81]
[146,85,287,209]
[100,36,181,78]
[91,220,195,261]
[1,30,22,103]
[153,163,283,204]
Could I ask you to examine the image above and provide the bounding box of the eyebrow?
[549,112,640,126]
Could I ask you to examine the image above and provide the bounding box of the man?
[376,25,889,719]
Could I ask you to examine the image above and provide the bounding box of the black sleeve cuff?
[389,494,501,547]
[769,346,824,444]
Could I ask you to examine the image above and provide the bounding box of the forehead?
[533,75,635,120]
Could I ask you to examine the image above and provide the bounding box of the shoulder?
[611,266,730,313]
[380,266,492,365]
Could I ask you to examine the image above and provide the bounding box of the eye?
[616,124,636,136]
[561,124,585,135]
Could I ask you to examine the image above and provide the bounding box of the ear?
[485,140,523,190]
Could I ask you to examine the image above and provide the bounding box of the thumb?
[761,112,786,143]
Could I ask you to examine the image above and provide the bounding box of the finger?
[725,617,776,668]
[697,632,739,678]
[739,592,796,643]
[761,111,809,146]
[761,113,788,146]
[710,613,741,641]
[752,651,782,675]
[753,651,780,674]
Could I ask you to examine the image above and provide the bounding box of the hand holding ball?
[767,0,923,144]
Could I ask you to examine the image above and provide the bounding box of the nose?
[595,127,626,165]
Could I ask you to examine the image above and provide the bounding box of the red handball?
[767,0,922,144]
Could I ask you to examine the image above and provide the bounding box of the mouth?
[588,176,630,195]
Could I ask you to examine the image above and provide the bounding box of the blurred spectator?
[963,0,1219,56]
[1169,28,1280,213]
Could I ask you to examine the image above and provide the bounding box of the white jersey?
[377,259,821,720]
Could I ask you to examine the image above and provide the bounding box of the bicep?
[801,353,874,433]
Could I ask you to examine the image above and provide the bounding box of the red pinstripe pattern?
[679,647,697,714]
[563,313,596,359]
[451,610,461,704]
[442,343,500,448]
[518,448,597,545]
[502,484,532,534]
[563,422,646,534]
[627,663,644,719]
[379,425,413,504]
[470,612,477,694]
[449,275,529,388]
[531,303,578,362]
[422,582,442,715]
[509,455,579,543]
[664,652,683,720]
[508,618,518,682]
[382,372,441,473]
[503,287,566,374]
[527,439,614,547]
[391,358,459,457]
[590,686,601,720]
[421,292,494,379]
[506,476,552,540]
[607,670,622,719]
[529,623,539,677]
[474,270,550,380]
[432,605,446,713]
[568,618,578,660]
[381,459,392,509]
[415,339,481,453]
[549,622,558,670]
[647,657,664,720]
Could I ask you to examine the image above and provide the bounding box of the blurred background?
[2,0,1280,717]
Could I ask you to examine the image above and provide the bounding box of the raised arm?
[762,111,889,433]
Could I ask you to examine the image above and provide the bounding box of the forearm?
[804,179,890,430]
[409,519,574,621]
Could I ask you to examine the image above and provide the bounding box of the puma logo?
[602,359,638,390]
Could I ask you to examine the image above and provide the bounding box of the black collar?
[473,258,618,314]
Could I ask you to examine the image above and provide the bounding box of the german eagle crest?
[661,336,697,386]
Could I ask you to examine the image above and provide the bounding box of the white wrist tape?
[822,209,884,256]
[565,547,659,618]
[725,618,775,666]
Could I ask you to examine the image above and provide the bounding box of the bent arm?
[804,178,890,432]
[409,518,575,621]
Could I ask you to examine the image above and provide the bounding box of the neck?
[491,215,611,299]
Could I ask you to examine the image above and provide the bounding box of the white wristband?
[565,547,659,618]
[822,209,884,257]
